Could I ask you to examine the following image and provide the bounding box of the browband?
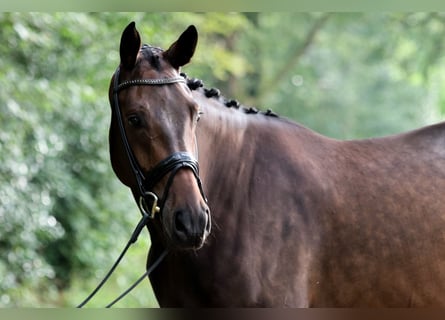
[115,77,186,92]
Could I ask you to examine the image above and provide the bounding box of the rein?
[77,67,206,307]
[76,213,167,308]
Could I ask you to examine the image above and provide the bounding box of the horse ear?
[120,21,141,70]
[163,25,198,69]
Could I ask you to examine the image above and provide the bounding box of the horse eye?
[127,115,142,127]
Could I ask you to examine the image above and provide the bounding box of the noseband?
[112,67,207,220]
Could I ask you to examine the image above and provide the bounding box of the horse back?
[305,121,445,306]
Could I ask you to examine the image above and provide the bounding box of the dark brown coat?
[109,23,445,307]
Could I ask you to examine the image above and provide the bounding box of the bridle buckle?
[139,192,161,219]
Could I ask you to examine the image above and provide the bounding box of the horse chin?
[168,232,208,251]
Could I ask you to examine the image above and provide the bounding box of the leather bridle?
[77,66,207,308]
[112,66,207,220]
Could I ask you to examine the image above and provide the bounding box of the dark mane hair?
[139,44,163,70]
[138,45,277,118]
[181,73,279,118]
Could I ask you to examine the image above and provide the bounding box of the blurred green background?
[1,12,445,307]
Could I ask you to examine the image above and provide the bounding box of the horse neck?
[193,89,252,179]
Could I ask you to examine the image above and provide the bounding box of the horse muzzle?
[171,204,211,249]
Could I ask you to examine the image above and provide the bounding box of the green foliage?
[0,12,132,306]
[232,13,445,139]
[0,12,444,307]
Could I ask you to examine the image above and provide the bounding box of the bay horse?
[108,22,445,307]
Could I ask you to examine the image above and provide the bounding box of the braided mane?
[138,45,277,118]
[181,73,279,118]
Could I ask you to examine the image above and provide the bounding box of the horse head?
[108,22,210,250]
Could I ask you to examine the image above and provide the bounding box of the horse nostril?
[204,208,211,233]
[173,208,210,247]
[174,210,189,237]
